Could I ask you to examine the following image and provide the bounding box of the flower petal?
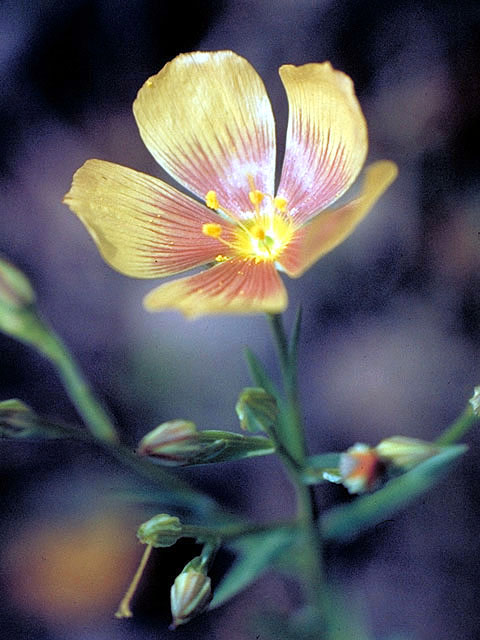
[133,51,276,216]
[277,62,368,224]
[63,159,235,278]
[278,161,398,277]
[143,258,287,317]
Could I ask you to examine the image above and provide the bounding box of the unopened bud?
[170,558,212,629]
[137,419,274,466]
[375,436,441,470]
[235,387,278,433]
[137,514,182,548]
[0,256,39,339]
[336,443,384,494]
[469,386,480,416]
[0,399,70,439]
[137,420,203,465]
[0,256,35,309]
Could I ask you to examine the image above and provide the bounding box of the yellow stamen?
[202,223,222,238]
[249,190,264,206]
[115,544,153,619]
[273,196,288,212]
[251,225,266,241]
[215,254,229,262]
[205,190,219,210]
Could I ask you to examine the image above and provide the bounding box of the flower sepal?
[136,514,183,548]
[137,419,275,466]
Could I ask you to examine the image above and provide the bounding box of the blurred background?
[1,0,479,638]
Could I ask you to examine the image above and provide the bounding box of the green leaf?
[209,527,295,609]
[321,445,467,542]
[244,347,282,402]
[243,347,294,451]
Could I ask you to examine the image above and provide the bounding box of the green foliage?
[244,347,282,403]
[209,527,295,610]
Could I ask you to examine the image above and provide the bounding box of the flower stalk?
[266,312,330,631]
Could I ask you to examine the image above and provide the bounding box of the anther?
[273,196,288,212]
[205,191,219,210]
[251,225,266,241]
[249,190,264,206]
[202,223,222,238]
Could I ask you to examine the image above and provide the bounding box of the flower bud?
[136,420,203,465]
[137,420,274,466]
[170,558,212,629]
[235,387,278,433]
[337,443,384,494]
[0,256,35,310]
[469,386,480,416]
[136,514,182,548]
[0,257,39,340]
[375,436,441,470]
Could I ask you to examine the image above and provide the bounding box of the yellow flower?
[64,51,397,317]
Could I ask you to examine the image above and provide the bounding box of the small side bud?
[375,436,441,470]
[170,558,212,629]
[469,386,480,416]
[338,443,384,494]
[137,514,182,548]
[137,419,274,466]
[235,387,278,433]
[0,399,70,440]
[137,420,200,465]
[0,256,35,309]
[0,256,40,341]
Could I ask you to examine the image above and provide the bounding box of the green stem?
[436,403,479,446]
[179,519,297,543]
[266,313,306,463]
[38,323,118,443]
[266,313,329,631]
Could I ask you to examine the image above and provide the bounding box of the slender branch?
[266,313,306,463]
[436,403,479,446]
[266,313,330,633]
[37,322,118,443]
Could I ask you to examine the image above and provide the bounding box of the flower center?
[202,187,294,264]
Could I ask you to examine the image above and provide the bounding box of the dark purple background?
[1,1,479,638]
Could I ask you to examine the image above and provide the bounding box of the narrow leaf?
[244,347,281,401]
[209,528,294,609]
[321,445,467,542]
